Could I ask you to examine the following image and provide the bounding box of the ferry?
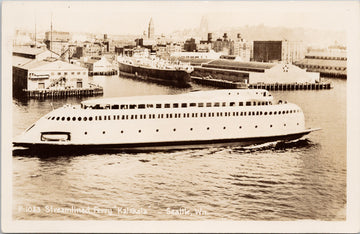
[13,89,320,151]
[118,56,193,87]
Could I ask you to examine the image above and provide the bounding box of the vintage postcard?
[2,1,359,233]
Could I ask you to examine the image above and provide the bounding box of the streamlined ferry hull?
[13,128,318,153]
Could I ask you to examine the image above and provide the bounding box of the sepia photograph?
[1,0,359,232]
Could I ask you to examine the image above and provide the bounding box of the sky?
[3,1,354,36]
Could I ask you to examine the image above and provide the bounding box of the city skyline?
[4,1,351,36]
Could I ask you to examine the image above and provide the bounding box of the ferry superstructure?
[13,89,319,151]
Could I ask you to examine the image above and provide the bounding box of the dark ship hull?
[118,62,191,87]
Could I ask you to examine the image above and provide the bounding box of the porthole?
[173,128,176,132]
[223,127,226,130]
[67,117,70,121]
[61,117,65,121]
[190,128,193,131]
[89,117,93,121]
[284,124,286,127]
[156,129,159,132]
[121,130,124,133]
[72,117,76,121]
[239,126,242,129]
[207,127,210,130]
[84,132,87,135]
[103,131,105,134]
[84,117,87,121]
[52,117,55,120]
[264,112,267,115]
[78,117,82,121]
[297,123,299,125]
[270,125,273,128]
[138,130,141,133]
[255,125,258,128]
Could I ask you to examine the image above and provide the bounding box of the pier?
[191,76,332,90]
[191,76,247,89]
[25,87,104,98]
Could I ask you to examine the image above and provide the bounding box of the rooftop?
[13,46,47,56]
[81,89,270,106]
[15,59,87,71]
[306,50,347,58]
[295,58,347,67]
[205,59,276,71]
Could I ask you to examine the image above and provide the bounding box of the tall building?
[199,16,209,39]
[253,40,305,63]
[148,17,155,39]
[184,38,197,52]
[232,34,253,62]
[212,33,231,54]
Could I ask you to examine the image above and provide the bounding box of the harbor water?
[11,76,346,220]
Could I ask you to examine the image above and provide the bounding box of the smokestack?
[207,33,212,43]
[223,33,228,41]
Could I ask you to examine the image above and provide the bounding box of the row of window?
[50,71,87,76]
[47,109,301,121]
[82,101,272,110]
[83,123,300,135]
[300,64,346,71]
[305,55,347,61]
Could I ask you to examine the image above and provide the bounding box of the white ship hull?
[13,89,319,152]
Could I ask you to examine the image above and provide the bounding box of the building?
[13,29,34,46]
[13,46,89,92]
[45,31,70,42]
[191,60,319,84]
[253,40,305,63]
[199,16,209,39]
[184,38,197,52]
[294,50,347,78]
[166,43,182,55]
[232,34,253,62]
[281,40,305,63]
[212,33,232,55]
[44,31,71,56]
[115,45,136,56]
[81,56,117,75]
[148,17,155,39]
[76,42,103,58]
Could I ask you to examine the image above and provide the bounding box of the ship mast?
[50,13,53,58]
[34,15,37,47]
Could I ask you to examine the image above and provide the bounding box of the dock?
[191,76,332,90]
[191,76,247,89]
[25,87,104,98]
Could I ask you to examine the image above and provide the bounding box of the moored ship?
[117,56,193,87]
[13,89,320,152]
